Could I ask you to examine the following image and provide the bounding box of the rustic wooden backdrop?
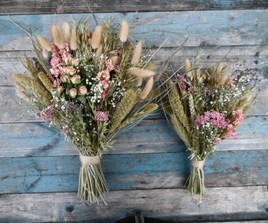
[0,1,268,222]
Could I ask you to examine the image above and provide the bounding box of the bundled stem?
[78,162,108,204]
[186,159,205,200]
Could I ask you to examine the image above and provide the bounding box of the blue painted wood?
[0,7,267,222]
[0,149,267,193]
[1,82,267,123]
[0,116,268,158]
[0,10,268,50]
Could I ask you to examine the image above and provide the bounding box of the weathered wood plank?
[0,116,268,157]
[1,10,268,51]
[0,115,268,157]
[0,80,267,123]
[0,149,267,193]
[1,45,268,86]
[0,187,267,222]
[1,0,268,15]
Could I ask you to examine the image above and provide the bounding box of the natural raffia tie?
[191,160,205,203]
[191,160,205,170]
[79,154,101,166]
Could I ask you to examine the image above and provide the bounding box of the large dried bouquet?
[163,58,258,200]
[13,19,158,204]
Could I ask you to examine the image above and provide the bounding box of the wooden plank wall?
[0,1,268,222]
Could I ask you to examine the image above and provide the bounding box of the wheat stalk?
[169,91,191,133]
[37,72,53,91]
[109,89,139,133]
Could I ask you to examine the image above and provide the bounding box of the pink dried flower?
[101,80,109,90]
[227,124,236,137]
[36,106,54,121]
[105,59,115,72]
[232,109,244,126]
[177,74,187,91]
[95,111,109,122]
[53,79,61,88]
[214,138,222,145]
[97,70,110,81]
[195,111,229,129]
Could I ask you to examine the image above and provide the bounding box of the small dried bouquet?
[13,19,158,204]
[163,58,258,199]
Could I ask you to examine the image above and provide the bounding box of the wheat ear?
[169,91,191,133]
[109,89,139,133]
[121,103,158,126]
[37,72,53,91]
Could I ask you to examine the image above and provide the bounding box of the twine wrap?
[191,160,205,170]
[78,154,108,204]
[79,154,101,166]
[187,159,206,203]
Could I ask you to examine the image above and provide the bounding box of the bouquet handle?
[186,159,205,201]
[78,154,109,204]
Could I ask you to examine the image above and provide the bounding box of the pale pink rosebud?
[60,74,69,83]
[62,66,76,76]
[79,86,88,95]
[57,86,64,94]
[69,88,77,98]
[70,75,81,84]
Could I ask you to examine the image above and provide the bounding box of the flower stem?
[77,162,108,205]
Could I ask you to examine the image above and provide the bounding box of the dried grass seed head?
[62,22,71,42]
[70,28,77,50]
[51,25,64,49]
[139,77,154,99]
[37,36,51,51]
[119,20,129,42]
[129,67,156,78]
[131,41,142,65]
[91,25,102,50]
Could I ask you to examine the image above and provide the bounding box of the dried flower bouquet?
[163,58,258,200]
[13,19,158,204]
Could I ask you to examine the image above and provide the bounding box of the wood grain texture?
[1,46,268,86]
[0,187,267,222]
[1,0,268,15]
[1,10,268,51]
[0,115,268,158]
[0,7,268,222]
[0,150,267,194]
[0,81,267,124]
